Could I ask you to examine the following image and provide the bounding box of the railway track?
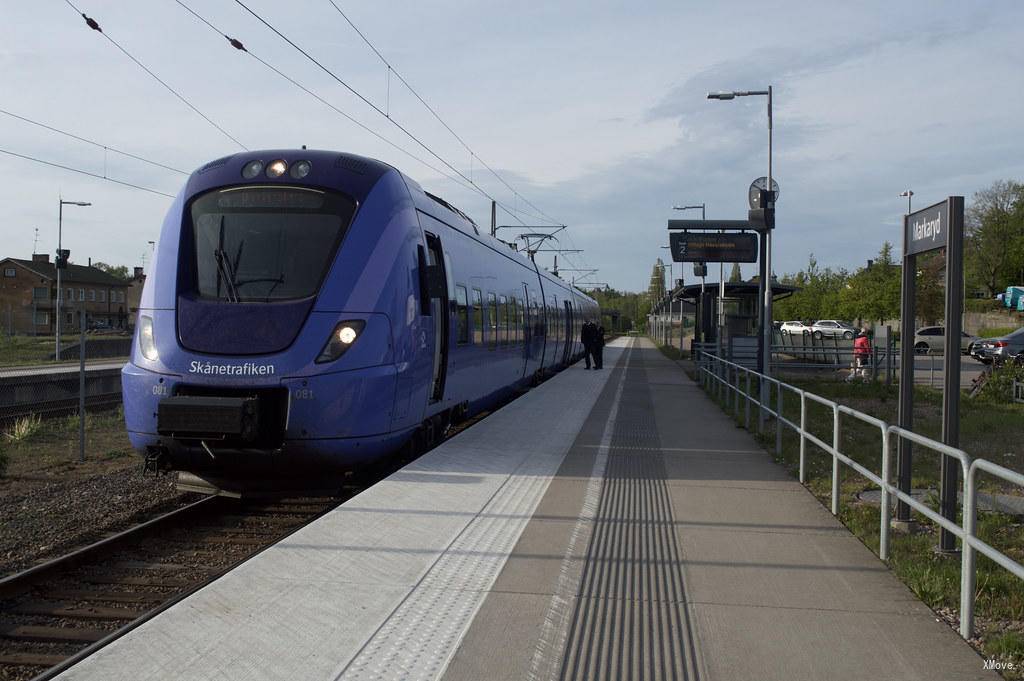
[0,393,122,427]
[0,493,346,681]
[0,376,523,681]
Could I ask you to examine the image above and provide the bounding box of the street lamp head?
[707,92,735,100]
[899,190,913,198]
[62,200,91,206]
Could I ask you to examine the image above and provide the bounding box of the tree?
[647,258,666,301]
[772,254,848,322]
[838,242,901,323]
[92,262,130,281]
[728,263,743,282]
[965,180,1024,296]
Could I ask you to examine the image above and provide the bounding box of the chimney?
[133,267,144,280]
[866,259,874,269]
[88,257,92,267]
[32,253,50,263]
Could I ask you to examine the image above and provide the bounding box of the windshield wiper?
[213,249,239,303]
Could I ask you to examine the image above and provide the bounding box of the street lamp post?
[673,203,714,352]
[900,189,913,215]
[56,199,92,360]
[708,86,774,390]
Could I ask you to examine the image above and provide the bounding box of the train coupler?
[143,445,172,476]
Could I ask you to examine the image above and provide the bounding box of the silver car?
[810,320,857,340]
[912,326,979,355]
[971,326,1024,365]
[780,321,812,335]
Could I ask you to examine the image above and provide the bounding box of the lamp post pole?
[672,203,710,350]
[708,87,774,377]
[900,189,913,215]
[56,199,91,360]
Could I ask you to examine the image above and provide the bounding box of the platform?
[57,337,994,681]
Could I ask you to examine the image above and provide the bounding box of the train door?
[424,233,448,403]
[562,299,573,365]
[521,284,531,377]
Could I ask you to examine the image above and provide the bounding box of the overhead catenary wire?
[229,0,536,226]
[63,0,248,151]
[323,0,566,228]
[0,147,175,198]
[172,0,482,200]
[0,108,189,175]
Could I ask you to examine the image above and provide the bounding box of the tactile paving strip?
[558,358,702,681]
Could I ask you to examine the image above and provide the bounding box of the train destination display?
[669,231,758,263]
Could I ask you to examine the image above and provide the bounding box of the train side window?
[472,288,484,345]
[455,285,469,345]
[498,295,508,346]
[488,293,498,350]
[516,296,524,342]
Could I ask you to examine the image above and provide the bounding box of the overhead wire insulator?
[82,13,102,32]
[226,36,247,51]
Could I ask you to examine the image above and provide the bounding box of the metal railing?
[1014,379,1024,404]
[695,349,1024,640]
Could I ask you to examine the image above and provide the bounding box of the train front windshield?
[190,186,356,302]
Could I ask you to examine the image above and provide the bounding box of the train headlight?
[266,159,288,178]
[139,315,159,361]
[290,160,312,179]
[316,320,366,363]
[241,160,264,179]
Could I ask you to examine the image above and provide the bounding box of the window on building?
[472,289,483,345]
[32,286,48,300]
[88,289,96,302]
[66,312,73,325]
[78,288,85,301]
[99,290,107,302]
[3,267,15,277]
[33,311,48,325]
[66,288,73,302]
[454,285,469,345]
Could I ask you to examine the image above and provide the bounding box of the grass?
[0,334,129,367]
[3,414,43,443]
[979,326,1020,338]
[0,407,134,478]
[698,371,1024,676]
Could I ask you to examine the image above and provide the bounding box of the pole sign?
[905,201,947,256]
[895,196,965,553]
[669,231,758,263]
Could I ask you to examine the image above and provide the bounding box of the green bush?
[977,363,1024,403]
[978,326,1020,338]
[0,444,7,477]
[965,298,1002,313]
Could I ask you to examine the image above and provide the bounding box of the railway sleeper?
[1,624,108,644]
[40,589,168,604]
[0,650,70,667]
[12,601,145,620]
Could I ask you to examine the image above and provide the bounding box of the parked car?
[912,326,979,355]
[780,321,812,335]
[971,326,1024,365]
[810,320,857,339]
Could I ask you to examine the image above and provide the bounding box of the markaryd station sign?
[905,200,948,256]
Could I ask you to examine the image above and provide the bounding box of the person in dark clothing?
[581,320,596,369]
[593,323,605,369]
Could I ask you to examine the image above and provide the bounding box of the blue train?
[122,150,598,493]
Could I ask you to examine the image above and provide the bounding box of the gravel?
[0,463,196,579]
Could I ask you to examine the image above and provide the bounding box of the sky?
[2,1,1023,292]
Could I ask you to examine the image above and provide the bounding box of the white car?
[780,321,812,335]
[811,320,857,339]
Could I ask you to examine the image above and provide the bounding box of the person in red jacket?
[851,327,872,381]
